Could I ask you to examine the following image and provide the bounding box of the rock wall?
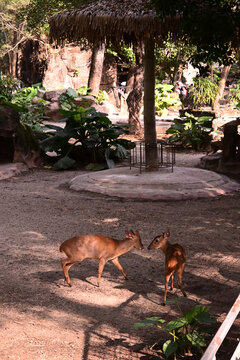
[42,45,92,90]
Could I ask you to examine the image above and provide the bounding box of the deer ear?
[125,230,133,238]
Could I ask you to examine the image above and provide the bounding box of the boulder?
[44,89,66,102]
[0,104,20,162]
[0,104,41,167]
[44,102,64,122]
[73,95,96,108]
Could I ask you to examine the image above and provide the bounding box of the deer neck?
[160,239,170,254]
[117,238,135,254]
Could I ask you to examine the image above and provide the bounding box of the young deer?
[148,230,186,304]
[60,230,143,287]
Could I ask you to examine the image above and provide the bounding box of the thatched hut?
[49,0,179,171]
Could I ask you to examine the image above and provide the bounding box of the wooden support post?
[143,38,158,171]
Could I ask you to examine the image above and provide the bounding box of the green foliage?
[150,0,240,67]
[40,106,135,170]
[166,113,213,150]
[107,43,136,66]
[20,0,91,35]
[95,89,109,104]
[134,304,216,359]
[119,44,136,65]
[77,85,90,97]
[59,87,108,110]
[155,35,196,82]
[0,78,47,130]
[11,83,47,130]
[155,83,181,116]
[0,0,29,60]
[0,75,19,102]
[188,77,219,108]
[59,87,79,111]
[230,80,240,109]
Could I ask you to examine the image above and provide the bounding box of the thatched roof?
[49,0,179,45]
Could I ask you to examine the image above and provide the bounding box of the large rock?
[0,104,41,167]
[44,89,66,102]
[0,104,20,162]
[42,47,92,91]
[44,102,64,122]
[73,95,96,108]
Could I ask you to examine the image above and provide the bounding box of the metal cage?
[129,140,176,173]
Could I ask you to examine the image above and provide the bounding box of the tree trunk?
[88,42,105,96]
[125,65,135,93]
[173,50,183,83]
[126,43,144,138]
[8,31,18,77]
[213,65,231,115]
[143,38,158,171]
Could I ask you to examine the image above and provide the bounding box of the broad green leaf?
[183,305,209,324]
[43,124,63,131]
[115,144,128,158]
[105,157,115,169]
[53,156,76,170]
[40,136,67,152]
[133,317,165,329]
[3,101,27,113]
[66,87,78,98]
[195,311,217,325]
[186,332,206,348]
[164,318,187,331]
[85,163,106,171]
[59,109,80,116]
[104,148,115,169]
[163,340,178,358]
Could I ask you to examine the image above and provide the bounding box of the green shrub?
[60,87,109,109]
[95,89,109,104]
[0,75,19,102]
[40,106,135,170]
[134,304,216,359]
[166,113,213,150]
[59,88,79,111]
[155,84,181,117]
[77,85,90,97]
[2,82,47,131]
[230,80,240,109]
[188,77,219,108]
[11,83,47,130]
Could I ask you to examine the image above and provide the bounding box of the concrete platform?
[0,162,239,200]
[69,166,240,200]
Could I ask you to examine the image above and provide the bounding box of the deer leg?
[98,258,106,287]
[170,274,174,290]
[164,273,173,303]
[61,258,75,287]
[177,271,187,297]
[112,258,128,280]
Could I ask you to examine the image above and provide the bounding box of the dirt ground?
[0,151,239,360]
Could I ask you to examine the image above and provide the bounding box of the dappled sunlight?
[1,165,240,359]
[59,288,135,307]
[21,231,48,242]
[102,218,119,223]
[91,217,120,226]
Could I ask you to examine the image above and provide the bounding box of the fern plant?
[188,77,219,108]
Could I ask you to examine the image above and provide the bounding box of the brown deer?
[60,230,143,287]
[148,230,186,304]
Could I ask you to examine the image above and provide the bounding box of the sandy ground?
[0,151,239,360]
